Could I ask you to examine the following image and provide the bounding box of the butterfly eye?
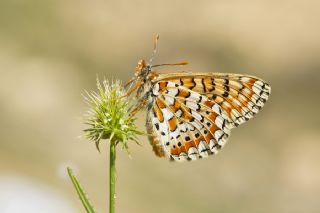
[136,59,146,71]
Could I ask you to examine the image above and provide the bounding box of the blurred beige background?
[1,0,320,212]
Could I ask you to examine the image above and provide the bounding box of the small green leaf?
[67,167,96,213]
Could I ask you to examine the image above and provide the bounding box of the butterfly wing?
[146,72,271,162]
[155,72,271,128]
[146,81,232,161]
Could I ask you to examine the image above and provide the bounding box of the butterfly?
[125,35,271,162]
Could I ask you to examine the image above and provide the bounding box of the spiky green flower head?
[83,79,143,152]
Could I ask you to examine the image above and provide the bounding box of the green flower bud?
[83,79,143,152]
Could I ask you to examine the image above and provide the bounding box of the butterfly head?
[134,34,159,78]
[135,59,152,78]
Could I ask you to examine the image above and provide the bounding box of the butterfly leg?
[124,77,137,88]
[129,99,148,117]
[121,81,143,98]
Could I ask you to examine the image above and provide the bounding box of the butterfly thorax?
[135,59,158,99]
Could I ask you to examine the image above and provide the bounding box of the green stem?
[109,139,116,213]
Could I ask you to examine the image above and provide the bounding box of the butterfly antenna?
[149,34,159,66]
[152,61,189,68]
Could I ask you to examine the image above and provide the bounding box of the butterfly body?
[128,40,271,162]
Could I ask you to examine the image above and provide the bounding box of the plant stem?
[109,139,116,213]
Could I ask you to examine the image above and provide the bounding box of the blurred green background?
[1,0,320,212]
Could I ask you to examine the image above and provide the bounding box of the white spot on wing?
[198,141,209,158]
[167,88,178,97]
[212,104,222,115]
[162,108,174,120]
[167,82,176,88]
[176,109,182,117]
[191,111,202,121]
[178,153,187,161]
[215,116,224,129]
[186,101,199,111]
[188,92,200,101]
[186,123,195,131]
[179,123,187,132]
[188,147,199,160]
[252,85,262,95]
[171,155,179,161]
[191,120,203,130]
[152,83,160,95]
[254,80,264,87]
[164,95,175,105]
[170,128,180,139]
[214,130,224,144]
[260,92,269,100]
[209,139,218,154]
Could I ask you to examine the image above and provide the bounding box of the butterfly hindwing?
[146,81,231,161]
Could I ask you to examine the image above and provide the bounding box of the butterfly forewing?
[155,73,271,128]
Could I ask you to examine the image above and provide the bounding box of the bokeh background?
[1,0,320,212]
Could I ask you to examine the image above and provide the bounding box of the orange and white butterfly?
[126,36,271,162]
